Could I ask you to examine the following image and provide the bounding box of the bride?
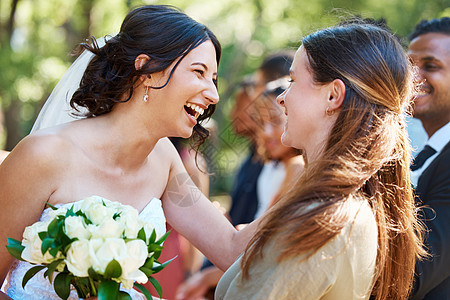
[0,5,258,299]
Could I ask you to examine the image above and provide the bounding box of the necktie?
[411,145,437,171]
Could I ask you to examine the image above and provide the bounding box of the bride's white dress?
[3,197,166,300]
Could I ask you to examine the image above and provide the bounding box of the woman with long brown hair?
[216,21,426,300]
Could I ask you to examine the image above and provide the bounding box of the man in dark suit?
[407,17,450,299]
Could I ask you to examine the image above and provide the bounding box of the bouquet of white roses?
[6,196,173,300]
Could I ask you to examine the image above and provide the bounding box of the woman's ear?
[327,79,346,110]
[135,54,152,84]
[135,54,150,71]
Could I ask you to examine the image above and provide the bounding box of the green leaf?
[43,259,64,283]
[54,272,72,300]
[155,230,171,245]
[134,283,154,300]
[88,267,101,281]
[148,276,163,299]
[143,257,154,269]
[6,237,25,261]
[98,280,119,300]
[153,251,162,260]
[148,229,157,244]
[139,266,154,277]
[66,206,76,217]
[41,237,55,255]
[104,259,122,279]
[152,255,177,273]
[47,218,60,238]
[118,291,132,300]
[22,265,46,289]
[75,210,92,224]
[60,232,74,247]
[38,231,48,241]
[137,227,146,242]
[113,212,122,220]
[45,202,58,210]
[49,244,62,257]
[71,276,91,298]
[147,244,163,253]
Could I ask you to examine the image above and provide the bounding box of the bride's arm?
[160,140,261,271]
[0,134,60,287]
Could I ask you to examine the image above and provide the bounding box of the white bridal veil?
[30,37,107,133]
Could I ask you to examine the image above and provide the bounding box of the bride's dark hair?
[70,5,221,146]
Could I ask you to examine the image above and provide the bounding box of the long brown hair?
[241,22,426,299]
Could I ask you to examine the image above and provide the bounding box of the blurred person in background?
[407,17,450,300]
[253,79,304,218]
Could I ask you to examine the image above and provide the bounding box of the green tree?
[1,0,448,194]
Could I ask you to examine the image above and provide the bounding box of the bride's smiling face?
[149,40,219,138]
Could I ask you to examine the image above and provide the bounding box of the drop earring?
[326,107,334,116]
[143,85,149,102]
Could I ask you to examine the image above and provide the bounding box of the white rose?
[21,221,59,264]
[65,239,92,276]
[121,239,148,275]
[109,200,128,211]
[120,268,148,289]
[75,197,117,224]
[47,207,67,219]
[89,238,128,275]
[120,278,135,290]
[64,216,91,240]
[118,211,142,239]
[119,240,148,289]
[89,219,124,239]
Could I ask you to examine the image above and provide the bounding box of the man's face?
[408,33,450,125]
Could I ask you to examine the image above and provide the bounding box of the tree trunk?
[1,0,21,150]
[4,101,22,151]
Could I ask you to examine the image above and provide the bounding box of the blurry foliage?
[0,0,448,194]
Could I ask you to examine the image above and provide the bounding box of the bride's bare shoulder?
[152,138,185,168]
[9,127,74,166]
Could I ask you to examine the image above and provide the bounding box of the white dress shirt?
[411,122,450,187]
[255,161,286,218]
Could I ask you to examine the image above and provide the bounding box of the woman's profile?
[216,21,426,300]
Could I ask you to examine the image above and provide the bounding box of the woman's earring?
[326,107,334,116]
[143,85,149,102]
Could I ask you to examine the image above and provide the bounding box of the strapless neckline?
[47,195,159,215]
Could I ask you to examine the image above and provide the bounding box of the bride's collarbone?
[48,175,164,210]
[50,154,168,205]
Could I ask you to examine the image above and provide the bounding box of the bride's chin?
[179,128,194,139]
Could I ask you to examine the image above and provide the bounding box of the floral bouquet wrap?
[6,196,173,299]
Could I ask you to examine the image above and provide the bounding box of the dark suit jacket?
[411,141,450,299]
[228,152,264,226]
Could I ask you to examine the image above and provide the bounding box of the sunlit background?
[0,0,448,195]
